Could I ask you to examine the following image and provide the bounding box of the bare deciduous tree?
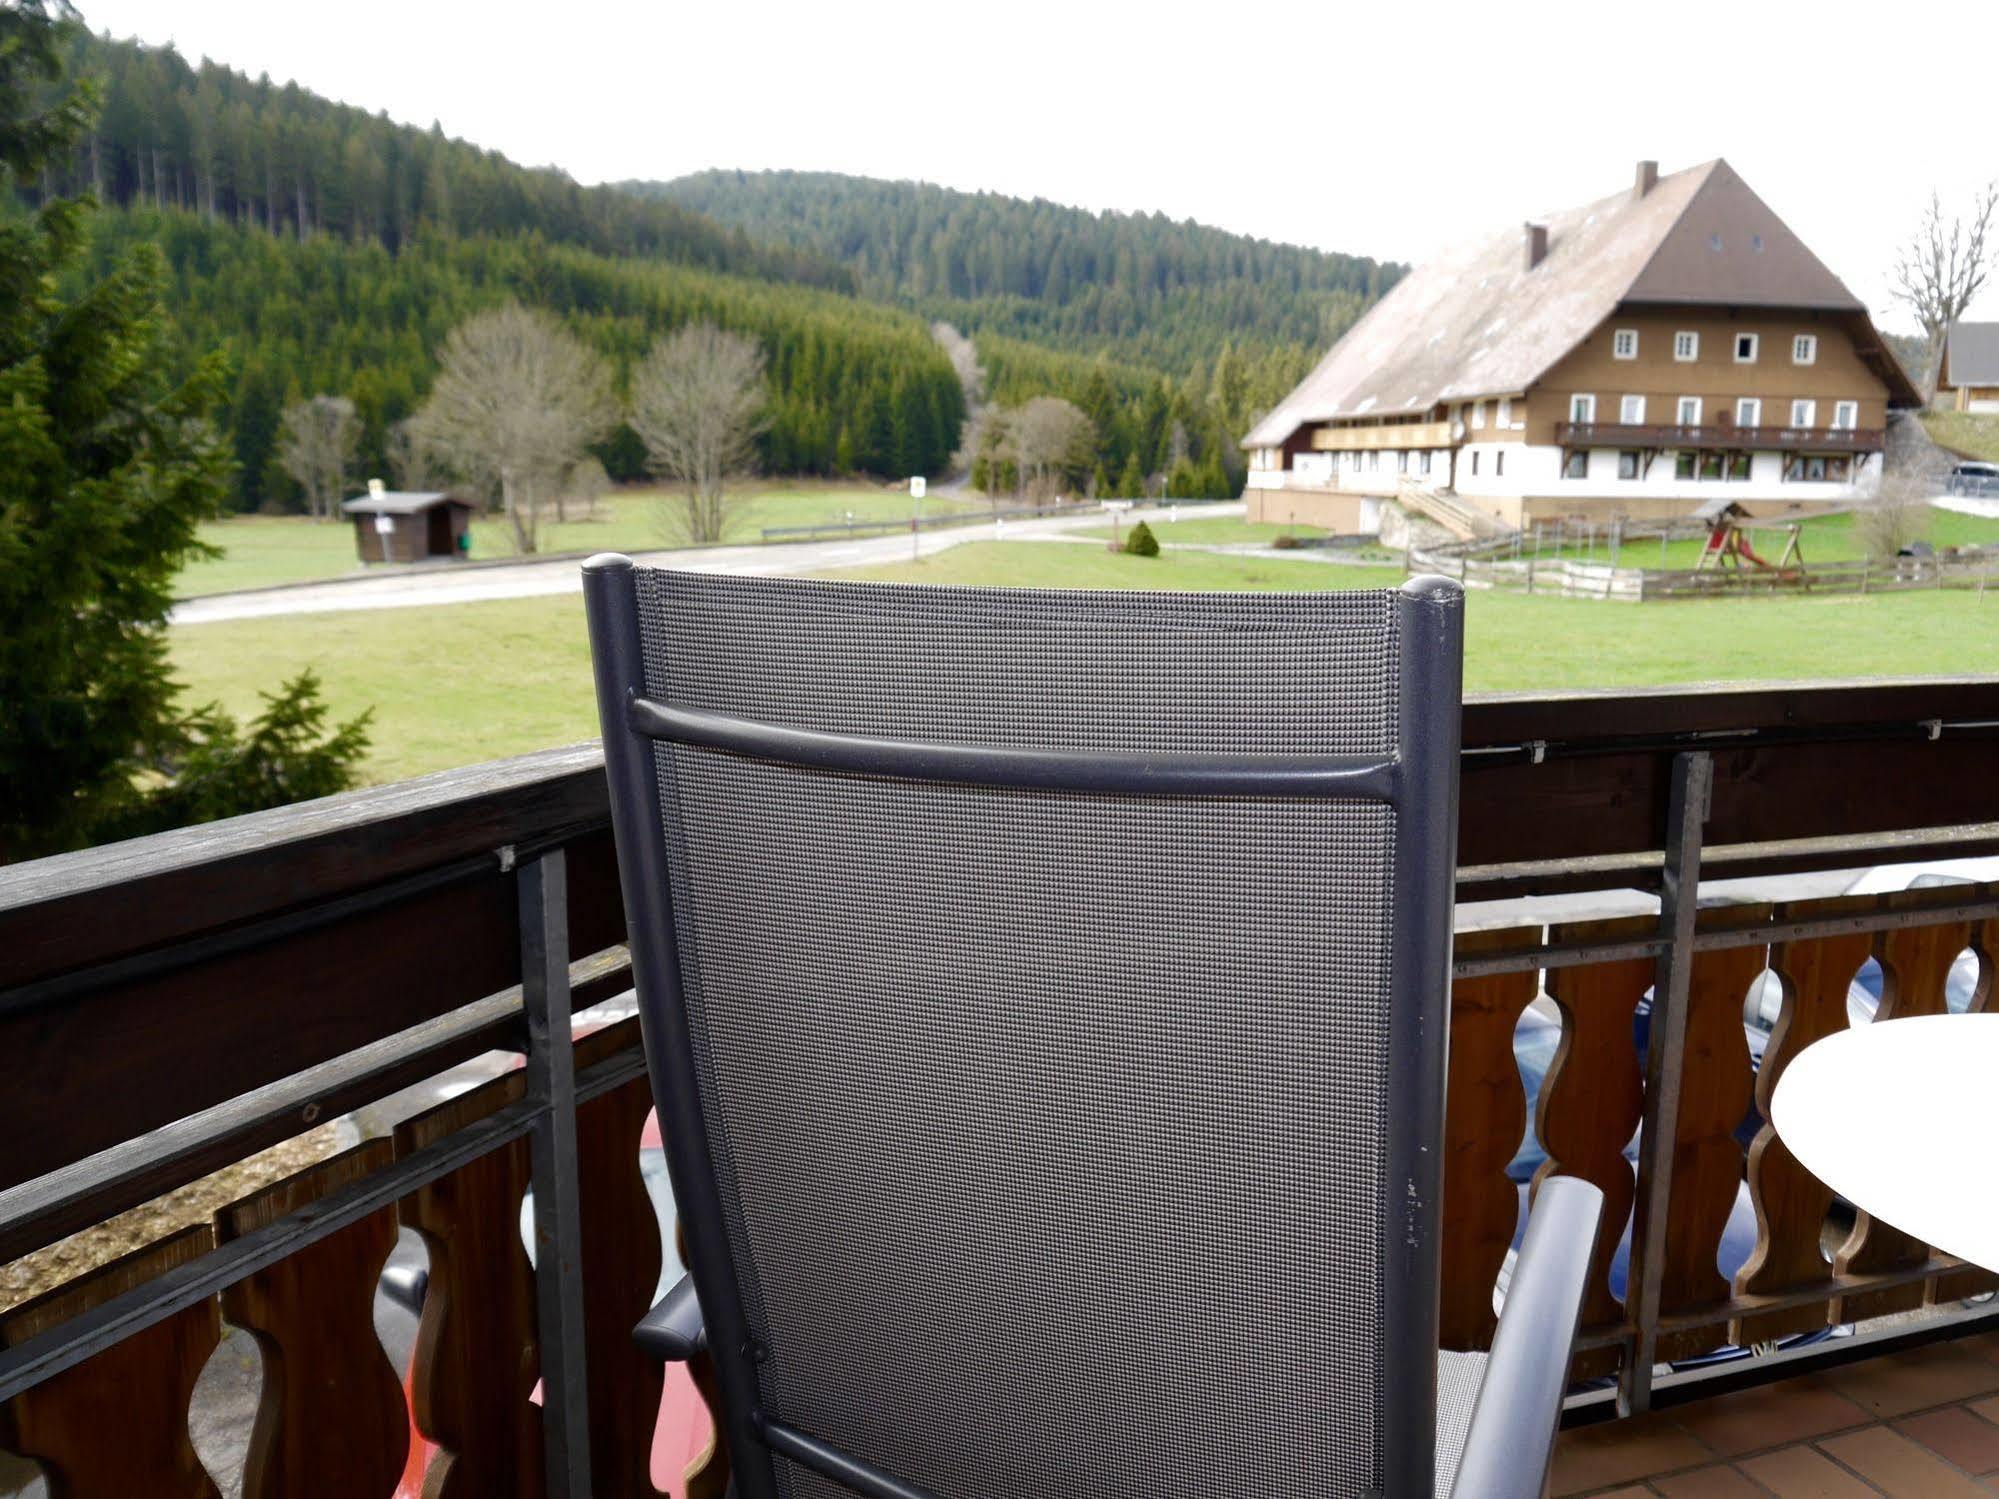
[277,394,358,520]
[385,418,442,493]
[1892,185,1999,396]
[1009,396,1095,500]
[1856,471,1933,560]
[630,323,767,544]
[559,455,612,522]
[410,303,615,554]
[931,320,984,408]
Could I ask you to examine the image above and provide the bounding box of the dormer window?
[1734,333,1759,363]
[1612,328,1639,360]
[1793,334,1818,365]
[1674,331,1699,361]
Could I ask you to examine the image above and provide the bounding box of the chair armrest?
[1448,1175,1603,1499]
[633,1273,706,1362]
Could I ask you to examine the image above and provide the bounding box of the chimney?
[1524,221,1548,271]
[1634,160,1659,200]
[368,477,386,498]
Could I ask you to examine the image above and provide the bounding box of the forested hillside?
[85,213,965,507]
[52,32,855,290]
[637,170,1403,374]
[37,28,1384,513]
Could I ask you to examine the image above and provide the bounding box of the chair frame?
[584,559,1493,1499]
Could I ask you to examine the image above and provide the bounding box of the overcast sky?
[77,0,1999,334]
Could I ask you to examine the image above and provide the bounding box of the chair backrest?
[584,562,1465,1499]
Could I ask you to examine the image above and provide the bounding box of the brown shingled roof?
[1245,160,1914,449]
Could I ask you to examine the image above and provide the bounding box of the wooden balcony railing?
[1554,420,1885,453]
[4,682,1999,1489]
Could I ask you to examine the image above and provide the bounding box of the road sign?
[909,476,927,499]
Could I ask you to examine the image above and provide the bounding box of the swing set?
[1691,498,1806,577]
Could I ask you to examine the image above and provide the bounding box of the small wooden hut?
[343,480,476,564]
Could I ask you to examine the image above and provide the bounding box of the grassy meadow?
[170,538,1999,785]
[1922,411,1999,464]
[174,481,979,597]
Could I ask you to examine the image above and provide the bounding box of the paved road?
[170,504,1238,625]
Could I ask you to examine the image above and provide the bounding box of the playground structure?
[1691,498,1805,578]
[1404,502,1999,603]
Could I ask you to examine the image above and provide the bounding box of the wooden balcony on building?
[1309,418,1452,451]
[5,681,1999,1493]
[1555,420,1885,453]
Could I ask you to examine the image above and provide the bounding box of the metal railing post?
[521,849,594,1498]
[1618,751,1712,1418]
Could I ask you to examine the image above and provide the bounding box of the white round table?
[1772,1013,1999,1271]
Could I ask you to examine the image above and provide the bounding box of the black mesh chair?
[583,561,1602,1499]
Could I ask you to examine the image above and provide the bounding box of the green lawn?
[169,540,1999,785]
[1075,515,1334,546]
[1519,508,1999,570]
[1922,410,1999,463]
[175,482,975,597]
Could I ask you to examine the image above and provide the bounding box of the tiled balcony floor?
[1554,1334,1999,1496]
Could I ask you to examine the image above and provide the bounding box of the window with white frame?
[1561,449,1588,479]
[1613,328,1639,359]
[1470,450,1480,477]
[1418,449,1433,476]
[1496,397,1512,427]
[1495,450,1505,477]
[1677,396,1703,425]
[1620,394,1646,424]
[1793,333,1818,365]
[1734,332,1759,363]
[1674,331,1699,361]
[1570,393,1596,423]
[1618,450,1641,480]
[1833,400,1857,429]
[1472,400,1486,429]
[1736,398,1761,428]
[1791,398,1817,428]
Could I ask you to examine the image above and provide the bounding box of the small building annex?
[1242,160,1921,535]
[1937,322,1999,413]
[342,480,476,564]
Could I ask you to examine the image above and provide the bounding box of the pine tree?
[1090,462,1109,499]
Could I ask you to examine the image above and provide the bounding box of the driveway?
[170,504,1237,625]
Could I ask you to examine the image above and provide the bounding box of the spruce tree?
[0,3,365,859]
[1116,452,1144,499]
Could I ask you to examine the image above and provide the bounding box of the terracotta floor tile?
[1822,1344,1999,1419]
[1673,1377,1872,1456]
[1551,1415,1714,1496]
[1894,1405,1999,1475]
[1818,1425,1993,1497]
[1653,1464,1766,1496]
[1971,1394,1999,1429]
[1739,1443,1885,1497]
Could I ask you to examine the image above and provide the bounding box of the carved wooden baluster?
[1734,894,1873,1345]
[1931,906,1998,1305]
[218,1140,410,1499]
[395,1072,541,1497]
[1653,904,1767,1363]
[1833,896,1974,1323]
[574,1019,667,1496]
[1439,925,1541,1352]
[1539,915,1651,1380]
[1,1226,221,1497]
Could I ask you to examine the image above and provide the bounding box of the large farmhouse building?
[1242,161,1920,534]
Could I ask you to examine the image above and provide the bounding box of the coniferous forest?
[37,27,1400,511]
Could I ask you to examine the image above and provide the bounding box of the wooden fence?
[1412,542,1999,601]
[4,683,1999,1488]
